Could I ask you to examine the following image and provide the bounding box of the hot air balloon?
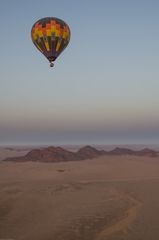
[31,17,71,67]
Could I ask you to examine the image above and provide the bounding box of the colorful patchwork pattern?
[31,17,71,62]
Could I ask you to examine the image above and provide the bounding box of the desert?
[0,146,159,240]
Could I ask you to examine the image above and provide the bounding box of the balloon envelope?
[31,17,71,65]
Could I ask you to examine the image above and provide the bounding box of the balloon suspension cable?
[50,62,54,67]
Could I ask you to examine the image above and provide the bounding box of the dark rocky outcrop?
[108,147,158,157]
[3,146,158,163]
[76,145,105,160]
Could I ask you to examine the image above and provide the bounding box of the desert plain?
[0,146,159,240]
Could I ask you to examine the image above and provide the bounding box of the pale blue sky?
[0,0,159,145]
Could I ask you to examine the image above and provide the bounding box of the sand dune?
[96,193,142,240]
[0,149,159,240]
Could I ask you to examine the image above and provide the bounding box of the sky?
[0,0,159,145]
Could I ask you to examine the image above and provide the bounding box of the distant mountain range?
[3,145,158,163]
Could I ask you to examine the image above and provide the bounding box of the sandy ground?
[0,150,159,240]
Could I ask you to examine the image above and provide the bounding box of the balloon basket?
[50,62,54,67]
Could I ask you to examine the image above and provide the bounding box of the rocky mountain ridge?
[3,145,158,163]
